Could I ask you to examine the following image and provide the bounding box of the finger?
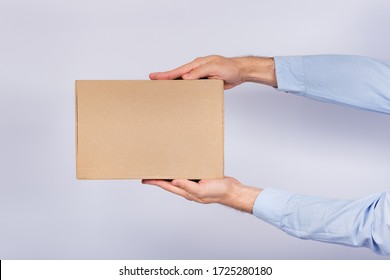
[149,56,221,80]
[171,179,201,196]
[182,62,220,80]
[149,60,200,80]
[142,179,194,199]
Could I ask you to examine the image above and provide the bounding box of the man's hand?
[141,176,262,214]
[147,54,272,213]
[149,55,277,89]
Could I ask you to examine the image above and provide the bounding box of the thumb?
[172,179,200,195]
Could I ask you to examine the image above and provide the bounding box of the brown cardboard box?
[75,80,224,179]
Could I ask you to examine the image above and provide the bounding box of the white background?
[2,260,390,280]
[0,0,389,259]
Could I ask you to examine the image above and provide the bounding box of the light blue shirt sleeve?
[252,55,390,255]
[253,188,390,255]
[274,55,390,114]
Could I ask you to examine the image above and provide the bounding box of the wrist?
[220,183,262,214]
[234,56,277,87]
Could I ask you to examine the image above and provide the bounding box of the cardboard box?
[75,80,224,179]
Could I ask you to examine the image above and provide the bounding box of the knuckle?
[180,183,188,192]
[193,56,203,63]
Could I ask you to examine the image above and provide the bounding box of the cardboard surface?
[75,80,224,179]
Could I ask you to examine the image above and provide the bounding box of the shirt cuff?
[252,188,293,229]
[274,56,306,94]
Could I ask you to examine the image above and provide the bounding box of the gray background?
[1,0,389,259]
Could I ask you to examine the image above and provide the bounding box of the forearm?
[274,55,390,114]
[220,183,262,214]
[253,188,390,255]
[234,56,278,87]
